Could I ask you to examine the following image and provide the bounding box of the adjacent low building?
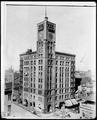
[13,71,20,102]
[80,100,96,119]
[75,70,95,101]
[75,70,92,92]
[4,67,14,116]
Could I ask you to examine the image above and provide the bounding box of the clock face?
[49,33,53,40]
[47,23,55,33]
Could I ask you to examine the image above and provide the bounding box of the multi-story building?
[4,67,13,116]
[80,99,96,119]
[75,70,92,92]
[19,15,75,113]
[13,71,20,101]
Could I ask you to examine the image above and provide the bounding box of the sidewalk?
[13,102,41,117]
[13,102,56,118]
[4,102,40,119]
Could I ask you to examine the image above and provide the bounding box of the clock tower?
[37,13,56,112]
[37,16,56,57]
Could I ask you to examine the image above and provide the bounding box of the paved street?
[5,102,81,119]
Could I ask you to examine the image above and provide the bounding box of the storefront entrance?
[24,99,28,107]
[47,104,51,112]
[59,102,65,109]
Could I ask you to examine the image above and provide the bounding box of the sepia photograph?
[1,1,96,119]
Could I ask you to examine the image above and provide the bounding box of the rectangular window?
[39,66,40,70]
[38,84,42,88]
[38,90,42,95]
[8,94,11,101]
[56,78,57,83]
[55,90,57,94]
[56,56,58,59]
[31,61,33,65]
[65,95,67,98]
[60,61,61,65]
[38,97,42,102]
[33,89,35,93]
[41,79,42,83]
[62,95,63,99]
[30,102,32,106]
[24,82,28,87]
[62,89,63,93]
[38,60,40,64]
[55,96,57,100]
[59,89,61,94]
[34,60,36,65]
[33,102,35,107]
[8,105,11,113]
[39,60,43,64]
[41,66,43,70]
[24,77,29,81]
[41,54,43,57]
[38,78,40,82]
[56,61,58,65]
[34,66,36,71]
[24,87,28,92]
[31,89,32,93]
[24,61,29,65]
[41,72,42,76]
[34,78,35,82]
[56,67,57,71]
[59,95,61,99]
[24,56,30,60]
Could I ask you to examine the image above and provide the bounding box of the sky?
[3,2,96,76]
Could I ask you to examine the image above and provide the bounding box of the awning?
[65,100,73,107]
[70,99,78,105]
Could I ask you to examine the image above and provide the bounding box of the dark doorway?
[59,102,65,109]
[47,104,51,112]
[75,78,82,91]
[30,102,32,106]
[24,99,28,107]
[33,102,35,107]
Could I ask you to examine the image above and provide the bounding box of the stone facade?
[19,16,75,113]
